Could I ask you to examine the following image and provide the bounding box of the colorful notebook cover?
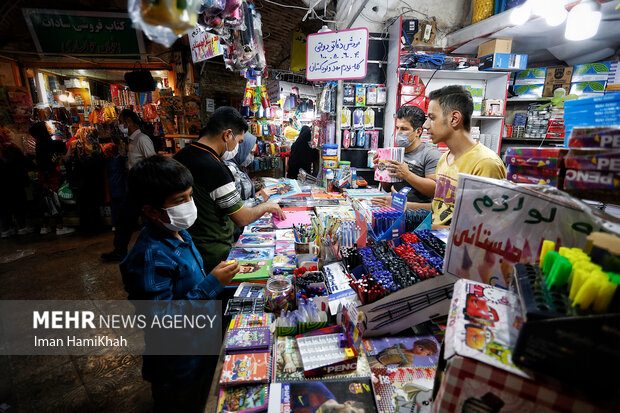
[221,352,271,386]
[232,261,272,282]
[275,242,295,254]
[265,179,301,199]
[236,233,276,248]
[374,147,404,183]
[226,327,271,354]
[228,248,275,262]
[229,313,274,330]
[275,229,295,242]
[267,378,377,413]
[272,254,296,269]
[217,384,269,412]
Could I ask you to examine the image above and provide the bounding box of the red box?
[565,149,620,172]
[504,147,567,168]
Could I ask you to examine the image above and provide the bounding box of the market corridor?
[0,232,151,413]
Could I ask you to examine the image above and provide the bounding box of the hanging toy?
[341,107,351,129]
[352,108,364,129]
[364,108,375,129]
[357,129,365,148]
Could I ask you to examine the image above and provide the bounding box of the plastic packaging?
[130,0,202,47]
[364,108,375,129]
[352,109,364,129]
[341,107,351,128]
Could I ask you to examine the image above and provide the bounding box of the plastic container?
[264,275,294,316]
[323,144,339,157]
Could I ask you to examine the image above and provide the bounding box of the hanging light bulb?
[545,0,568,26]
[510,2,532,25]
[318,24,331,33]
[565,0,602,41]
[58,93,68,102]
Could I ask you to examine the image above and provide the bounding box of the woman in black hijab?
[287,125,319,180]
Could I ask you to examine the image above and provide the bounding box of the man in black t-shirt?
[174,107,285,273]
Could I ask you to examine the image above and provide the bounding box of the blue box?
[478,53,528,71]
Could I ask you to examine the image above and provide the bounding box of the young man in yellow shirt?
[283,118,300,140]
[423,85,506,228]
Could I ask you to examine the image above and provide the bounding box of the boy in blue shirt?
[120,155,239,412]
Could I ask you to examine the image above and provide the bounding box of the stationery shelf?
[472,115,504,120]
[342,148,372,151]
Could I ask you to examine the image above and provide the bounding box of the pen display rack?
[511,263,620,399]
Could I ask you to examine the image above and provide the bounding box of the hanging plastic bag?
[129,0,202,47]
[201,0,226,16]
[58,181,76,205]
[251,10,267,71]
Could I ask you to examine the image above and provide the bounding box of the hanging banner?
[306,27,369,81]
[22,9,145,59]
[189,26,223,63]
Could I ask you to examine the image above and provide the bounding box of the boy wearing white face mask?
[174,107,285,274]
[372,105,441,209]
[120,155,239,412]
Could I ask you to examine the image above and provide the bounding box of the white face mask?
[161,198,197,232]
[395,133,413,147]
[119,124,129,136]
[222,136,239,161]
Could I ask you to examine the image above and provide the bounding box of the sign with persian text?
[189,26,223,63]
[22,9,145,59]
[306,27,368,81]
[444,174,609,289]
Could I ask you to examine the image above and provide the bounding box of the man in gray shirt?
[373,105,441,208]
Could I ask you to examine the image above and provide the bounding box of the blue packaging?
[479,53,528,71]
[357,130,365,148]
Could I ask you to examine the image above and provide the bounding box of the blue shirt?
[119,225,224,384]
[120,225,224,301]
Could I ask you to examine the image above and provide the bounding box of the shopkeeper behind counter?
[174,107,285,274]
[423,85,506,229]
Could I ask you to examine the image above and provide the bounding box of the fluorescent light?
[565,0,601,41]
[510,2,531,25]
[546,0,568,26]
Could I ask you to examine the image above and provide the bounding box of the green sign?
[22,9,145,59]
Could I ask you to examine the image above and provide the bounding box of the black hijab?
[288,125,318,180]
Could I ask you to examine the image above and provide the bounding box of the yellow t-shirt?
[432,143,506,226]
[284,126,300,140]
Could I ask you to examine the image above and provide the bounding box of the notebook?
[236,233,276,248]
[220,352,271,386]
[225,327,271,354]
[217,384,269,412]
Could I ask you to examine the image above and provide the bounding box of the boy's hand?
[265,203,286,220]
[258,186,278,201]
[372,195,392,207]
[211,260,239,287]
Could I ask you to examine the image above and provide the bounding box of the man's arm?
[406,201,431,211]
[229,202,285,227]
[403,172,437,197]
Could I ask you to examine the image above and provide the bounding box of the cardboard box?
[565,149,620,171]
[564,169,620,190]
[504,147,567,168]
[567,125,620,149]
[543,82,571,97]
[514,68,547,85]
[506,164,561,178]
[512,83,544,98]
[481,99,504,116]
[572,61,612,82]
[570,81,607,98]
[477,38,512,58]
[545,66,574,83]
[432,279,604,413]
[506,170,559,187]
[479,53,528,71]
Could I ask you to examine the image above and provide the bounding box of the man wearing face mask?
[373,106,441,208]
[101,109,156,262]
[224,131,278,241]
[174,107,286,274]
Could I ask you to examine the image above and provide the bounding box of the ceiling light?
[546,0,568,26]
[58,93,67,102]
[67,93,75,103]
[565,0,602,41]
[531,0,553,17]
[510,2,532,25]
[317,25,331,33]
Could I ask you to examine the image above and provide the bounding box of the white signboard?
[444,174,612,289]
[189,26,222,63]
[306,27,369,81]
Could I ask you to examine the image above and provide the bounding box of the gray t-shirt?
[392,142,442,203]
